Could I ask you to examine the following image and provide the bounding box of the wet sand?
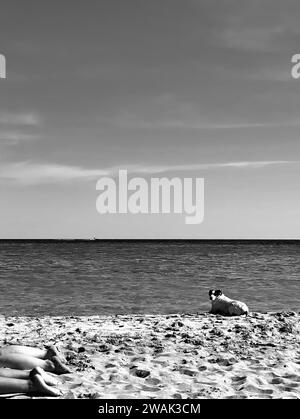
[0,312,299,399]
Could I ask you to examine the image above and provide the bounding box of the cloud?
[0,112,41,146]
[0,112,40,126]
[0,131,40,145]
[104,95,273,131]
[0,160,297,185]
[123,160,298,174]
[0,162,108,185]
[108,115,268,130]
[211,0,300,53]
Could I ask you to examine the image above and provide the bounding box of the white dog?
[209,289,249,316]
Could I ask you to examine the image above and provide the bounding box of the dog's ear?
[208,289,213,296]
[215,290,222,296]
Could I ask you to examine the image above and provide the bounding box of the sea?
[0,240,299,316]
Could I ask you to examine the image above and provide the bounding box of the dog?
[209,289,249,316]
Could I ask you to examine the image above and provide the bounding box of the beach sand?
[0,312,299,399]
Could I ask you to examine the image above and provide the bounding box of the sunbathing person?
[0,344,71,396]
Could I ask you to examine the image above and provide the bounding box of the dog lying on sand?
[209,290,249,316]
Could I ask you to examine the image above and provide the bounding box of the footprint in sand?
[141,385,161,392]
[155,352,173,358]
[271,377,284,384]
[152,360,169,367]
[124,350,135,356]
[239,384,273,395]
[172,393,182,399]
[260,389,274,394]
[283,374,300,382]
[231,375,247,384]
[124,384,136,391]
[283,382,299,389]
[145,377,161,385]
[179,368,198,377]
[130,367,151,378]
[105,363,117,369]
[283,385,298,392]
[130,356,146,363]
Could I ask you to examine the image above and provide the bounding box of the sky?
[0,0,300,238]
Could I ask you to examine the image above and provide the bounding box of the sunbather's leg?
[0,367,58,386]
[0,345,47,359]
[0,376,31,394]
[0,367,29,379]
[0,352,70,374]
[0,345,62,360]
[0,374,60,396]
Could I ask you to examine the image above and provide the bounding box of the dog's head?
[209,289,223,301]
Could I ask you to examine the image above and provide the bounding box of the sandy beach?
[0,312,299,399]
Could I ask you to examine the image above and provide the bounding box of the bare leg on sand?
[0,367,58,386]
[0,367,61,396]
[0,346,71,374]
[0,344,65,361]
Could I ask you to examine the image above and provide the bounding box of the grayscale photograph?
[0,0,299,405]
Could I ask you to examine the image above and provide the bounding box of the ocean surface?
[0,240,299,316]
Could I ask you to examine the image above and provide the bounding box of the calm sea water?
[0,241,299,316]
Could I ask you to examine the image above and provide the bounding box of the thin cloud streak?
[110,118,269,130]
[0,112,40,126]
[0,131,40,145]
[0,162,108,185]
[123,160,299,174]
[0,160,298,185]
